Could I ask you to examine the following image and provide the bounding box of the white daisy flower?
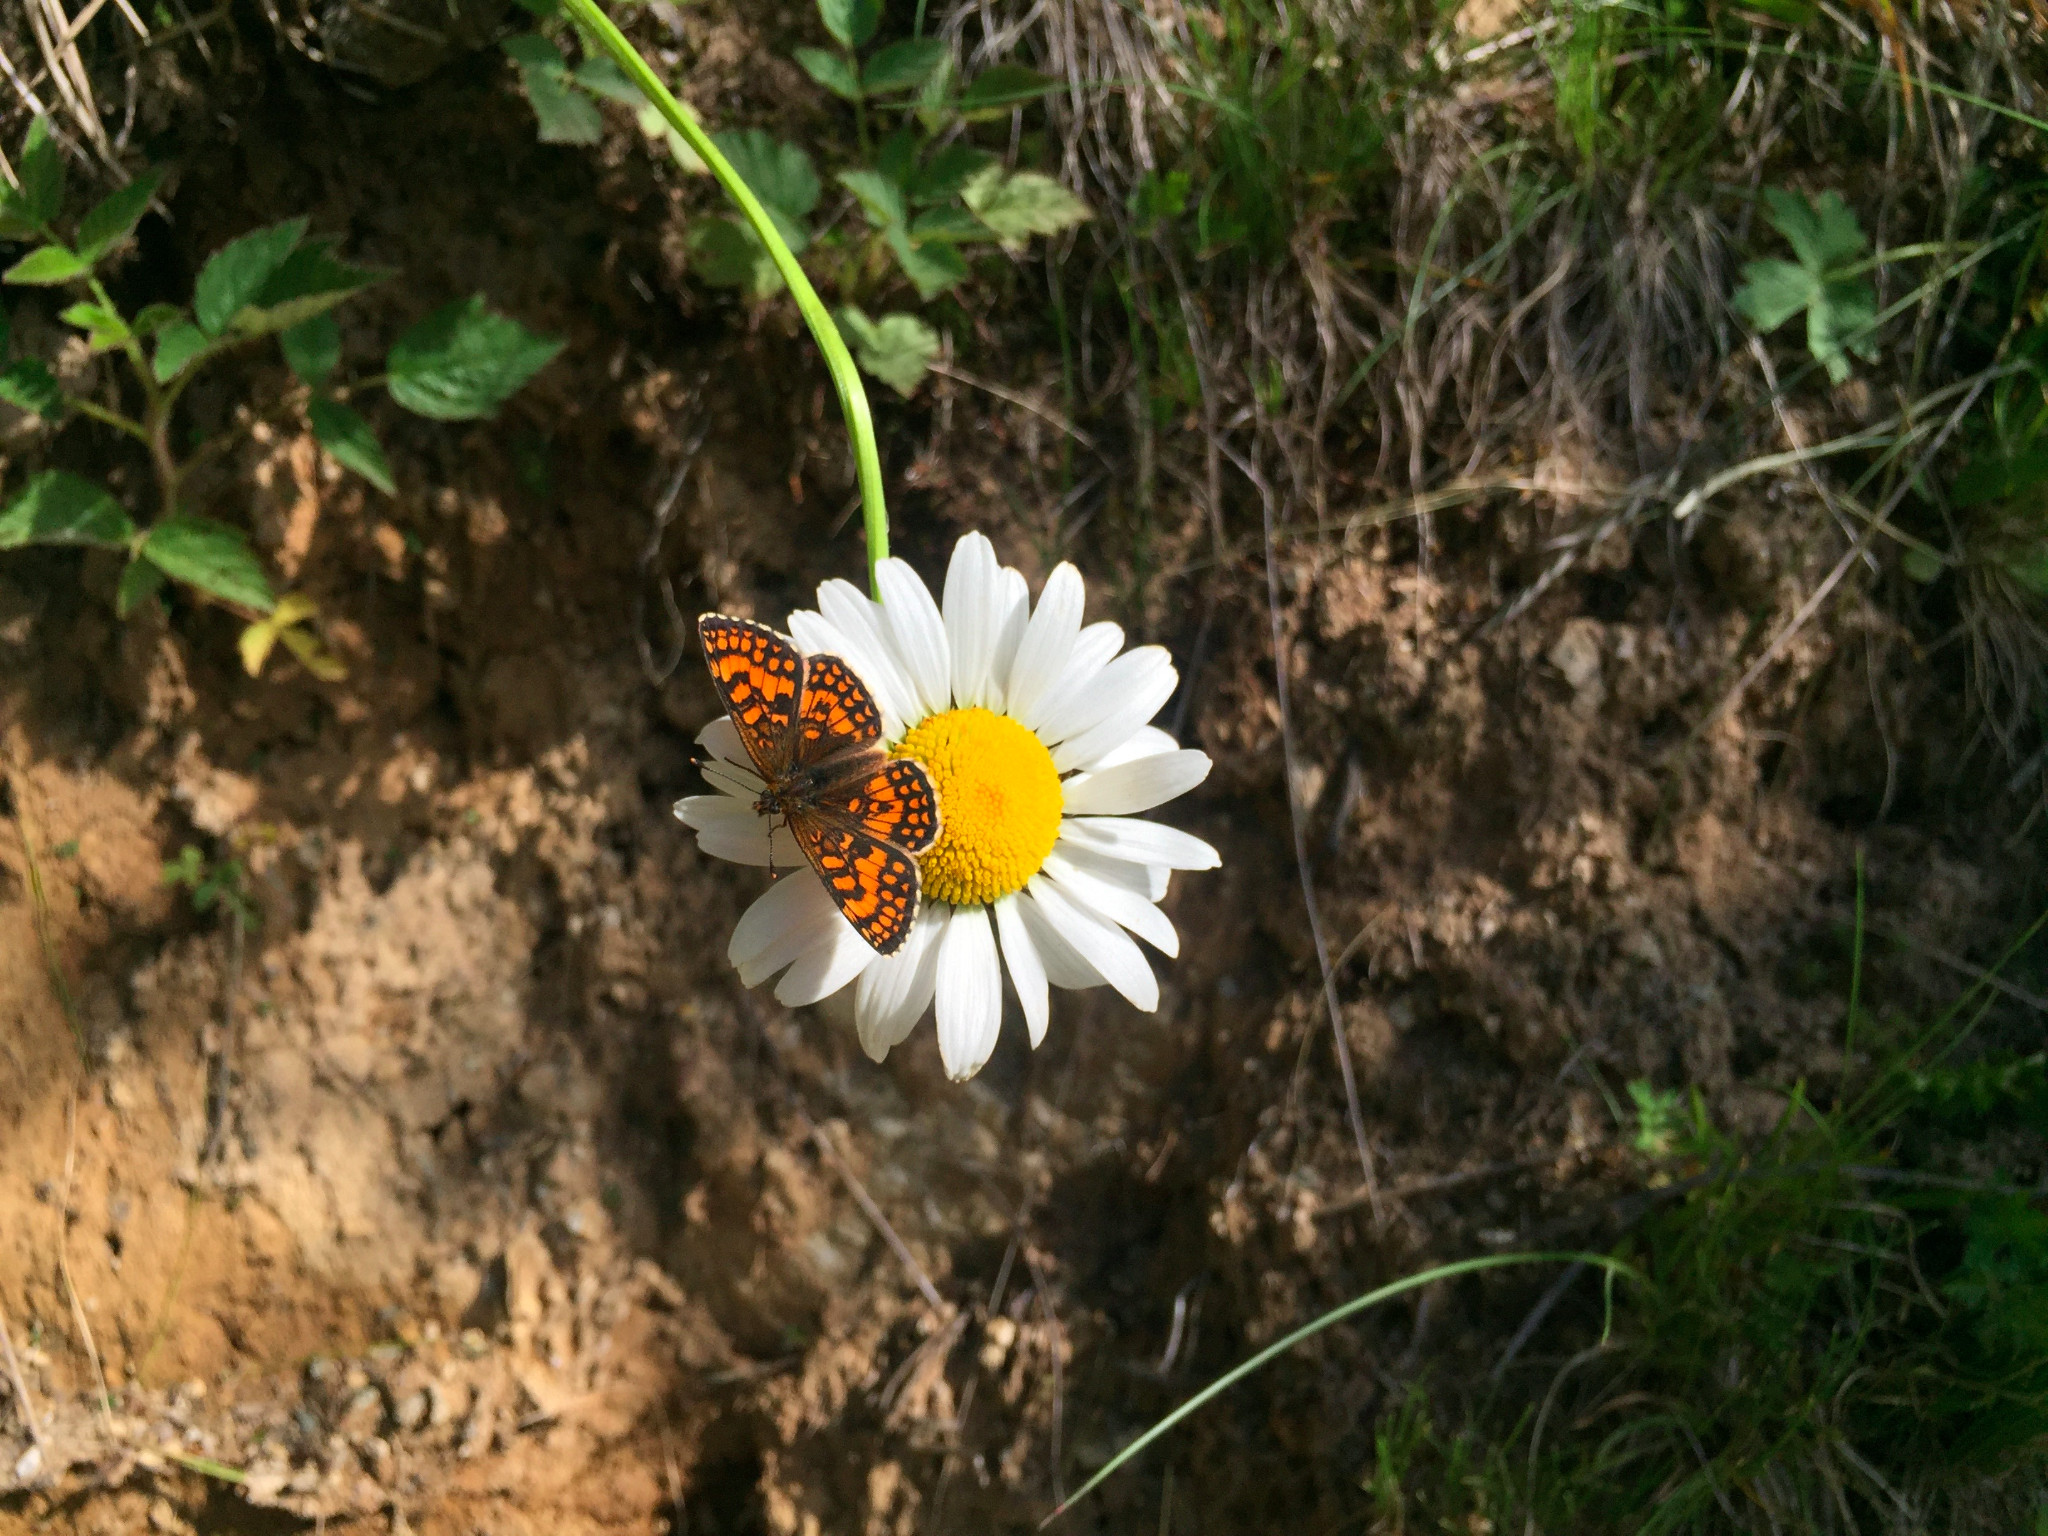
[675,532,1219,1080]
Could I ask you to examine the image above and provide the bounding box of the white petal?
[696,715,752,770]
[814,580,924,733]
[1019,622,1124,735]
[1002,563,1085,727]
[1035,645,1172,747]
[676,797,797,868]
[730,875,847,985]
[1061,750,1212,816]
[1041,850,1179,957]
[933,903,1003,1080]
[876,558,952,719]
[1091,724,1181,769]
[854,904,949,1060]
[1014,887,1103,990]
[986,568,1031,712]
[1058,816,1221,870]
[1052,658,1181,772]
[992,894,1049,1047]
[1025,876,1159,1011]
[1146,865,1170,901]
[774,918,876,1005]
[943,533,1002,710]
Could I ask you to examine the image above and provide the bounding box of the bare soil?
[0,19,2039,1536]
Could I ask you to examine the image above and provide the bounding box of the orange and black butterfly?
[697,614,940,956]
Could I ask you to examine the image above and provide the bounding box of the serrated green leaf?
[1808,274,1878,384]
[962,168,1090,246]
[839,167,908,231]
[386,295,563,421]
[863,37,947,94]
[956,64,1057,119]
[0,470,133,548]
[689,218,780,295]
[816,0,880,48]
[501,31,566,72]
[4,244,88,286]
[1763,187,1866,272]
[795,46,862,101]
[885,224,968,299]
[836,306,939,396]
[909,203,995,242]
[521,59,605,143]
[281,312,341,385]
[130,302,183,338]
[76,170,163,263]
[139,516,275,612]
[153,319,210,382]
[58,300,131,352]
[116,555,167,616]
[19,117,63,228]
[0,359,62,419]
[910,143,996,204]
[193,218,307,336]
[572,55,642,103]
[232,239,382,336]
[308,397,395,493]
[712,129,821,221]
[1732,259,1815,334]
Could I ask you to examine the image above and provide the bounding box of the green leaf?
[308,397,395,493]
[19,117,64,228]
[130,302,183,338]
[962,168,1090,246]
[909,204,995,243]
[76,169,163,263]
[386,295,563,421]
[572,55,642,104]
[910,143,997,204]
[816,0,880,49]
[712,129,821,221]
[193,218,308,336]
[233,239,382,336]
[795,46,863,101]
[836,306,939,396]
[58,300,131,352]
[0,470,134,548]
[1953,444,2048,508]
[281,312,341,385]
[885,224,969,299]
[1807,274,1878,384]
[956,64,1058,119]
[0,359,62,419]
[501,31,566,71]
[116,555,167,616]
[4,244,88,286]
[153,319,210,382]
[139,516,275,612]
[689,218,780,295]
[1732,258,1815,335]
[839,167,908,231]
[1762,187,1866,272]
[1901,546,1944,583]
[520,58,605,143]
[863,37,947,94]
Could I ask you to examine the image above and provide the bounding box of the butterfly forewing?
[699,614,804,780]
[798,654,884,755]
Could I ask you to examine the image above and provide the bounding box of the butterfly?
[697,613,940,956]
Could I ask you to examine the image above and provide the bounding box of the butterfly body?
[698,614,939,956]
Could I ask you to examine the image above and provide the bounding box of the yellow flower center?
[892,707,1063,907]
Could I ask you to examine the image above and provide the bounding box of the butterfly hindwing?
[814,756,940,856]
[797,653,884,755]
[789,814,921,956]
[699,614,803,779]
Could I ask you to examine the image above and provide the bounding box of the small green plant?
[0,116,561,673]
[1626,1078,1688,1157]
[1733,188,1880,385]
[162,843,257,928]
[502,0,1087,397]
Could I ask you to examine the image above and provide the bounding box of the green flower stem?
[66,395,150,445]
[558,0,891,596]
